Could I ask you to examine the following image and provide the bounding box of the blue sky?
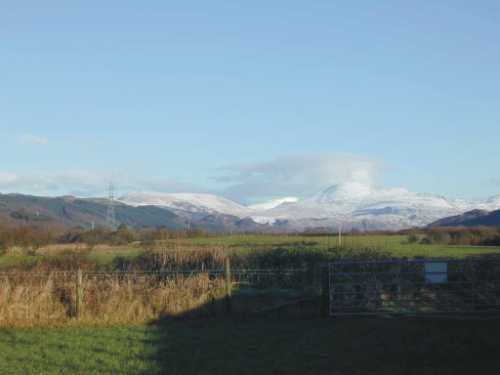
[1,1,499,202]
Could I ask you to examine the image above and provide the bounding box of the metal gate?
[329,258,500,317]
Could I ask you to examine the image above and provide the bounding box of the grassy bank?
[1,317,499,375]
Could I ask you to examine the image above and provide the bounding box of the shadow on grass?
[139,254,500,375]
[3,254,500,375]
[139,299,500,375]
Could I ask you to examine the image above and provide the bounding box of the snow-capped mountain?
[120,185,500,231]
[251,183,500,229]
[120,193,299,218]
[480,195,500,209]
[119,192,251,217]
[259,182,500,229]
[247,197,299,211]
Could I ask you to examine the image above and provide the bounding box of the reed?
[0,272,224,328]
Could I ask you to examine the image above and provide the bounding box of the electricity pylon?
[106,182,117,230]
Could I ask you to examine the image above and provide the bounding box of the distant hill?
[4,191,500,233]
[0,193,188,230]
[0,193,272,232]
[119,187,500,231]
[428,209,500,227]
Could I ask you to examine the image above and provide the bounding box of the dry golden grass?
[35,243,91,255]
[147,246,230,270]
[0,272,224,328]
[0,274,67,326]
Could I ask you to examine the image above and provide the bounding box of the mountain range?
[118,183,500,231]
[1,183,499,232]
[429,209,500,228]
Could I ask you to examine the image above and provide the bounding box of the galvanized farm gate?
[329,258,500,317]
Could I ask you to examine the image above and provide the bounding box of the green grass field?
[2,234,500,374]
[156,234,500,258]
[1,317,499,375]
[0,325,154,375]
[2,234,500,270]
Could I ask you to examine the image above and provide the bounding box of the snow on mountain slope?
[247,197,299,211]
[309,183,456,211]
[257,184,455,219]
[480,195,500,210]
[120,193,300,219]
[247,183,500,229]
[119,185,500,230]
[119,192,251,217]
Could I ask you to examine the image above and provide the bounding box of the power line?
[106,182,117,230]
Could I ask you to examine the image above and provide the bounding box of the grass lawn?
[0,325,156,375]
[1,317,499,375]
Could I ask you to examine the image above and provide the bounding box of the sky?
[1,1,499,203]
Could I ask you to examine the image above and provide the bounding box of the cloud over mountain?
[214,154,384,203]
[0,154,383,201]
[0,171,108,196]
[0,171,203,198]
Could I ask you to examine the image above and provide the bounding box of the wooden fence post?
[209,288,217,317]
[313,263,322,293]
[224,257,232,314]
[75,269,83,319]
[320,264,330,318]
[206,266,216,317]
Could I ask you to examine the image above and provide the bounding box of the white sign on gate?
[425,262,448,284]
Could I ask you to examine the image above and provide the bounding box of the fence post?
[209,288,217,317]
[206,267,216,317]
[75,269,83,319]
[320,264,330,318]
[224,257,232,314]
[313,263,322,293]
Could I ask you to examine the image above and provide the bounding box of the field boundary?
[329,258,500,317]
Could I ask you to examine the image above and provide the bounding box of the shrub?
[407,233,419,244]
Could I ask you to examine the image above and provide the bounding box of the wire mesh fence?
[4,256,498,326]
[0,263,318,327]
[329,258,500,317]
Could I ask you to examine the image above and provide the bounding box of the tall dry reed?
[0,272,224,328]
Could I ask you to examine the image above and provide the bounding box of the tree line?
[407,227,500,246]
[0,224,213,253]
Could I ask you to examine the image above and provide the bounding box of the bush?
[407,233,419,244]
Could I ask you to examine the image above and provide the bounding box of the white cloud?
[0,170,204,198]
[0,154,385,202]
[0,173,18,184]
[214,154,384,203]
[0,171,105,196]
[18,133,49,145]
